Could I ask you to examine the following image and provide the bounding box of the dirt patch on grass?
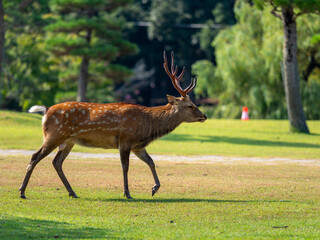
[1,154,320,201]
[1,149,319,166]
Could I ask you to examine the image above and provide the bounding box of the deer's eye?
[188,105,193,109]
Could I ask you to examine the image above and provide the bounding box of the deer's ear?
[167,95,179,105]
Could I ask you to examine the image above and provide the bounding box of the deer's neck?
[146,103,182,140]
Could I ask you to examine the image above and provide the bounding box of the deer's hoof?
[69,192,79,198]
[124,193,133,199]
[124,190,133,199]
[20,195,26,199]
[152,184,160,197]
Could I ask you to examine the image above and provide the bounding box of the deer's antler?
[163,51,197,97]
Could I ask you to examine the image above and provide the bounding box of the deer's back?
[42,101,152,149]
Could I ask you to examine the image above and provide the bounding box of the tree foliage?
[117,0,235,105]
[45,0,138,102]
[252,0,319,133]
[1,0,59,111]
[193,1,320,120]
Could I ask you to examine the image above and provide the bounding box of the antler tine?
[163,51,185,96]
[171,51,175,74]
[164,51,196,97]
[176,66,185,81]
[185,77,197,94]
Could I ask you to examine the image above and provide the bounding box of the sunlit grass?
[1,155,320,239]
[0,110,319,159]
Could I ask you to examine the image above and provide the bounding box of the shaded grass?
[0,110,320,159]
[0,216,111,239]
[1,155,320,239]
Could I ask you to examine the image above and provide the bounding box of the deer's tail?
[28,105,48,115]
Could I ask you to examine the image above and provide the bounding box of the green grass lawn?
[1,155,320,239]
[1,110,320,239]
[0,110,319,159]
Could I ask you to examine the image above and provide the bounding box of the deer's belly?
[72,135,118,149]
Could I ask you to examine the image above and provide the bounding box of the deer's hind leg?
[19,139,60,199]
[52,141,77,198]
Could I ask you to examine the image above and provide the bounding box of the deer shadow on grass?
[83,197,292,204]
[0,216,113,239]
[161,134,320,149]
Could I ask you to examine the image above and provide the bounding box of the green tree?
[1,0,59,111]
[193,1,320,120]
[0,0,4,105]
[46,0,138,102]
[254,0,320,133]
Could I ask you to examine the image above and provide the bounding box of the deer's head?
[163,51,207,123]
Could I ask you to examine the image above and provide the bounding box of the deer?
[19,51,207,199]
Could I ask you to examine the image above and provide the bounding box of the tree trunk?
[77,56,89,102]
[0,0,5,105]
[77,30,91,102]
[281,6,309,133]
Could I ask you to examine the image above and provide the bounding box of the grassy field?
[1,155,320,239]
[0,110,319,159]
[1,110,320,239]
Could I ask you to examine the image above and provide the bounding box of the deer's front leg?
[119,145,132,199]
[133,148,160,196]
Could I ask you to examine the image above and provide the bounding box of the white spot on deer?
[55,119,59,125]
[93,110,96,114]
[89,107,92,110]
[66,113,69,118]
[82,110,86,115]
[79,107,82,111]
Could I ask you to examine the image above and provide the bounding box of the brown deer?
[19,51,207,199]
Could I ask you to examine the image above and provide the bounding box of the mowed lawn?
[1,155,320,239]
[0,110,320,159]
[1,110,320,239]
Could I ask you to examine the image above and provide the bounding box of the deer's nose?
[199,114,207,122]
